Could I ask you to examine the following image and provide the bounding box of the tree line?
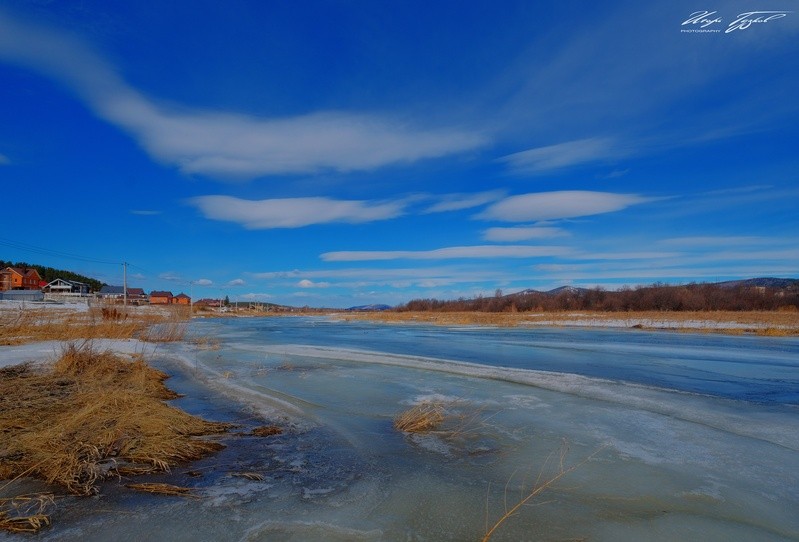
[0,260,105,292]
[397,282,799,313]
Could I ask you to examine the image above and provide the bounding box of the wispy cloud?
[321,245,571,262]
[189,195,406,229]
[0,10,486,179]
[297,279,330,288]
[482,226,569,242]
[0,153,9,165]
[251,266,522,289]
[194,278,213,286]
[423,190,505,213]
[477,191,654,222]
[658,236,770,248]
[501,137,624,174]
[130,209,161,216]
[227,278,246,287]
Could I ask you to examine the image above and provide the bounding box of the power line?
[0,237,121,266]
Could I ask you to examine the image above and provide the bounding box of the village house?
[0,267,43,291]
[43,278,90,296]
[149,291,173,304]
[172,293,191,305]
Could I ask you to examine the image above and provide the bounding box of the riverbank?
[336,310,799,335]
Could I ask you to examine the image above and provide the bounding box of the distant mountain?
[715,277,799,289]
[503,286,590,297]
[506,278,797,298]
[347,304,392,312]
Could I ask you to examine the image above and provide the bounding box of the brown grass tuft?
[0,494,54,534]
[0,343,230,497]
[393,402,447,433]
[125,483,196,497]
[250,425,283,437]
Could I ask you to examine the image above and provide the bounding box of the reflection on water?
[9,317,799,542]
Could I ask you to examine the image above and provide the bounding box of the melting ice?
[7,316,799,541]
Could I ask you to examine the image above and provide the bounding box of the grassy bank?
[338,310,799,335]
[0,305,190,346]
[0,341,231,533]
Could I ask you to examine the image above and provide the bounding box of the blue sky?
[0,1,797,308]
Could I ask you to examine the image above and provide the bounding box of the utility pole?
[122,261,128,307]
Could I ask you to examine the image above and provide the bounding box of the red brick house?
[172,293,191,305]
[149,291,173,304]
[0,267,43,291]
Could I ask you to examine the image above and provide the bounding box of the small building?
[172,293,191,305]
[0,267,43,291]
[150,291,173,304]
[43,278,90,295]
[127,288,147,302]
[98,285,146,304]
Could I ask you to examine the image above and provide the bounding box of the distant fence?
[0,290,45,302]
[43,293,90,304]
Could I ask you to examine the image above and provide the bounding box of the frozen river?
[6,316,799,541]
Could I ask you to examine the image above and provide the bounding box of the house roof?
[150,291,173,297]
[174,293,191,299]
[47,278,89,287]
[3,267,42,279]
[127,288,145,296]
[99,285,125,294]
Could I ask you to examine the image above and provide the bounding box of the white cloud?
[501,138,623,174]
[227,278,246,286]
[482,226,569,242]
[0,153,9,165]
[297,279,330,288]
[477,191,653,222]
[189,195,405,229]
[423,190,505,213]
[0,11,485,179]
[194,278,213,286]
[158,272,183,282]
[321,245,571,262]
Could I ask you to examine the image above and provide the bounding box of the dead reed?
[482,443,603,541]
[393,400,489,440]
[393,402,446,433]
[250,425,283,437]
[0,343,231,497]
[125,483,196,497]
[0,494,54,534]
[0,304,191,345]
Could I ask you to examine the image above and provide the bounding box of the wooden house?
[172,293,191,305]
[149,291,173,304]
[0,267,43,291]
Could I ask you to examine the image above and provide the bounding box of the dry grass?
[250,425,283,437]
[0,343,231,497]
[341,310,799,335]
[394,402,446,433]
[482,443,603,541]
[0,494,54,533]
[125,483,196,497]
[0,304,191,346]
[393,400,489,439]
